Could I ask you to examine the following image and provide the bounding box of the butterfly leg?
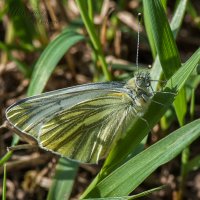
[3,120,38,145]
[150,84,177,96]
[138,116,152,135]
[8,144,38,152]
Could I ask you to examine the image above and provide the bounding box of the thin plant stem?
[2,164,7,200]
[0,151,13,167]
[178,89,195,199]
[179,147,190,200]
[190,89,195,120]
[75,0,112,81]
[88,0,94,22]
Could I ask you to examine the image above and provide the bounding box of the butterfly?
[5,71,153,164]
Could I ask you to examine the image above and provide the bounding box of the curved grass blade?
[143,0,182,78]
[2,164,7,200]
[83,118,200,198]
[83,185,165,199]
[81,48,200,197]
[75,0,111,81]
[150,0,188,89]
[28,30,85,95]
[143,0,187,125]
[47,158,78,200]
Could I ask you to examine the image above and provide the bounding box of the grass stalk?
[75,0,111,81]
[2,164,7,200]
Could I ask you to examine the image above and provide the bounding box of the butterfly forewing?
[6,82,136,163]
[39,93,134,163]
[6,82,125,138]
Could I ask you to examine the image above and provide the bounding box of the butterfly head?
[125,71,153,104]
[135,71,151,90]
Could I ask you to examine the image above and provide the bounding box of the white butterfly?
[5,71,153,163]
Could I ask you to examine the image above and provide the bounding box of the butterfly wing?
[6,82,136,163]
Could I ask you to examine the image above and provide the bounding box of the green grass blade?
[143,0,187,126]
[75,0,112,81]
[81,48,200,197]
[2,164,6,200]
[150,0,188,89]
[144,15,157,59]
[170,0,188,38]
[83,119,200,198]
[27,30,84,96]
[0,151,13,167]
[84,185,165,199]
[150,0,189,127]
[143,0,181,77]
[47,159,79,200]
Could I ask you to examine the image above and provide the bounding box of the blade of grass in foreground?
[75,0,111,81]
[106,49,200,176]
[106,48,200,170]
[81,48,200,197]
[143,0,187,126]
[2,164,6,200]
[47,159,79,200]
[83,118,200,198]
[28,29,85,95]
[150,0,188,89]
[84,186,165,199]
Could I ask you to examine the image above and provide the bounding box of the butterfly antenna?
[136,13,142,73]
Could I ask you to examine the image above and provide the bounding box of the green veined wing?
[6,82,139,163]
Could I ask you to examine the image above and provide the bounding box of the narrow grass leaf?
[75,0,111,81]
[47,159,79,200]
[84,185,164,199]
[150,0,188,89]
[2,164,6,200]
[0,152,13,167]
[81,48,200,197]
[170,0,188,38]
[84,119,200,198]
[143,0,187,126]
[144,13,157,59]
[143,0,181,77]
[27,30,84,95]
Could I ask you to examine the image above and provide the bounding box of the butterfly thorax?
[124,72,152,108]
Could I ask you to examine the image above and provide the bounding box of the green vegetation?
[0,0,200,199]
